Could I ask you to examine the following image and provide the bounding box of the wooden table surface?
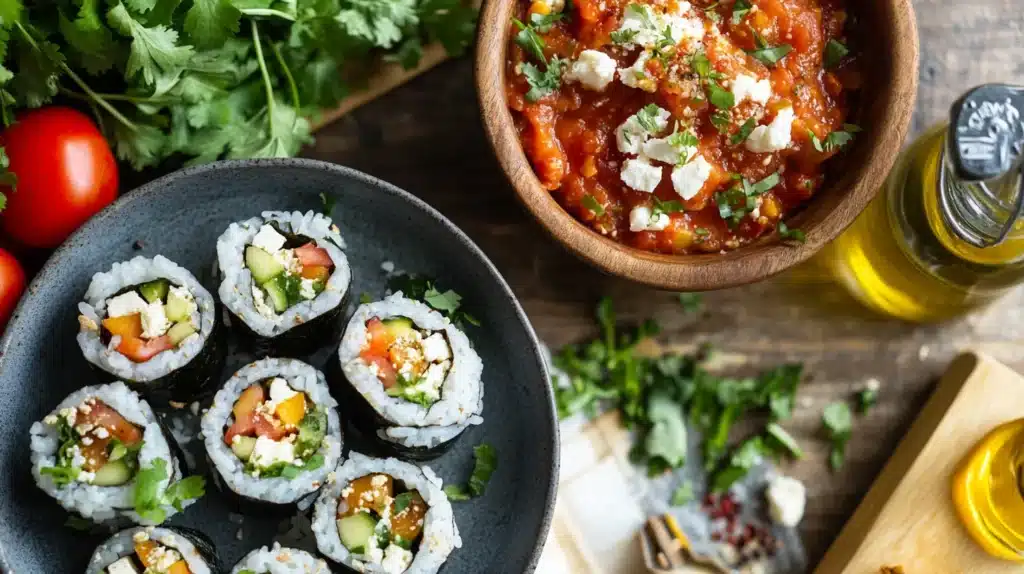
[304,0,1024,565]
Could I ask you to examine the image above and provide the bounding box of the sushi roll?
[331,292,484,459]
[312,452,461,573]
[29,382,203,525]
[231,543,331,573]
[216,210,351,355]
[86,526,222,574]
[202,358,343,511]
[76,255,225,404]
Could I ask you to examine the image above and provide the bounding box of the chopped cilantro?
[625,3,658,29]
[133,458,205,523]
[822,401,853,470]
[671,481,694,506]
[319,193,336,217]
[710,110,732,133]
[711,436,764,492]
[778,221,806,243]
[529,11,564,33]
[443,485,472,501]
[858,386,879,413]
[730,117,756,145]
[677,292,702,313]
[716,172,780,226]
[824,38,850,69]
[445,443,497,500]
[707,81,735,110]
[635,103,664,133]
[512,17,547,62]
[748,43,793,66]
[810,124,861,153]
[652,196,685,218]
[690,51,712,78]
[644,391,688,473]
[765,422,804,459]
[359,292,373,304]
[522,57,567,102]
[387,274,480,327]
[40,465,81,487]
[581,194,606,216]
[610,28,639,44]
[731,0,752,24]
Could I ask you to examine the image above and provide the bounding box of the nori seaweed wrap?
[215,210,351,356]
[86,526,222,573]
[76,255,225,405]
[329,293,484,460]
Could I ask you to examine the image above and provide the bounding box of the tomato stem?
[14,23,138,133]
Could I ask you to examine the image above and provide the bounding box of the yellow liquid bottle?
[822,84,1024,322]
[953,419,1024,561]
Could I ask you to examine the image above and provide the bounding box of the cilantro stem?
[239,7,296,20]
[270,42,301,111]
[250,20,276,139]
[59,88,176,106]
[14,22,138,132]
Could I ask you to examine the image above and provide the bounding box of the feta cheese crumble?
[745,107,795,153]
[629,205,670,232]
[566,50,617,91]
[620,157,663,192]
[619,51,657,92]
[767,475,806,527]
[250,435,296,469]
[299,278,318,300]
[670,155,713,200]
[140,301,170,338]
[106,291,148,318]
[731,74,772,106]
[421,333,451,362]
[643,134,697,165]
[252,224,287,253]
[616,106,672,154]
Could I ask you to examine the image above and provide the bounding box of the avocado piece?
[263,281,289,313]
[138,279,169,304]
[167,321,197,346]
[296,409,327,456]
[245,245,285,284]
[92,459,133,486]
[337,513,377,553]
[231,436,258,461]
[165,288,192,322]
[382,317,415,340]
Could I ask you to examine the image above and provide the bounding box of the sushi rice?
[202,358,343,505]
[312,452,461,573]
[29,382,197,525]
[231,543,331,574]
[77,255,217,383]
[337,292,484,449]
[217,211,351,338]
[86,526,216,574]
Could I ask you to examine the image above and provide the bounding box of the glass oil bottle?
[821,84,1024,322]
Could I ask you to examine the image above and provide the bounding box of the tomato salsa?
[506,0,861,253]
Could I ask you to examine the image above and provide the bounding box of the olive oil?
[953,419,1024,561]
[821,85,1024,322]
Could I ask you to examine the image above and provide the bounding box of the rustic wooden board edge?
[813,352,980,572]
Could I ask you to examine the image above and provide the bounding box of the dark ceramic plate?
[0,159,558,573]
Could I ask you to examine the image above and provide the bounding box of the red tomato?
[0,247,24,329]
[294,243,334,267]
[1,107,118,248]
[117,334,172,363]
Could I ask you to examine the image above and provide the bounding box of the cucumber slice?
[263,281,289,313]
[337,513,377,553]
[167,321,197,346]
[231,436,258,461]
[382,317,415,340]
[385,385,404,398]
[245,245,285,284]
[165,289,192,322]
[139,279,169,304]
[92,459,133,486]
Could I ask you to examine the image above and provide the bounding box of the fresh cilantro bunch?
[0,0,477,175]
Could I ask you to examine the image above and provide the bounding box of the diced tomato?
[234,385,265,420]
[300,265,330,282]
[361,318,391,358]
[223,415,254,445]
[116,334,173,363]
[339,474,393,517]
[390,490,428,542]
[367,355,398,389]
[102,313,142,338]
[295,243,334,268]
[224,412,289,444]
[84,401,144,446]
[275,393,306,427]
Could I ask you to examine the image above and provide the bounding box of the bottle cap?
[949,84,1024,182]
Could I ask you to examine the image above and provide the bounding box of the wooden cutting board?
[815,351,1024,573]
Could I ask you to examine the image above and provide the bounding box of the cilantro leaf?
[748,43,792,66]
[730,117,756,145]
[581,193,605,216]
[822,401,852,470]
[529,11,563,33]
[670,481,693,506]
[777,221,805,243]
[40,465,82,487]
[107,2,194,85]
[512,17,545,62]
[133,458,170,523]
[677,292,702,313]
[420,0,477,56]
[443,484,471,501]
[710,110,731,134]
[644,392,687,470]
[383,36,423,69]
[765,422,804,459]
[335,0,418,49]
[711,436,764,493]
[393,491,416,514]
[610,28,638,45]
[824,38,849,69]
[858,383,879,413]
[810,124,860,153]
[58,0,119,75]
[635,103,663,132]
[522,56,565,102]
[468,443,497,496]
[8,28,64,108]
[424,286,461,313]
[114,119,167,170]
[163,475,206,511]
[731,0,751,24]
[706,80,734,110]
[184,0,241,49]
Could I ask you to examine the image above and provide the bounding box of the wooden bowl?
[476,0,919,291]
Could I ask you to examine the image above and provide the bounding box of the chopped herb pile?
[444,443,497,501]
[0,0,479,184]
[552,297,806,487]
[388,273,480,328]
[134,458,206,523]
[821,401,852,470]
